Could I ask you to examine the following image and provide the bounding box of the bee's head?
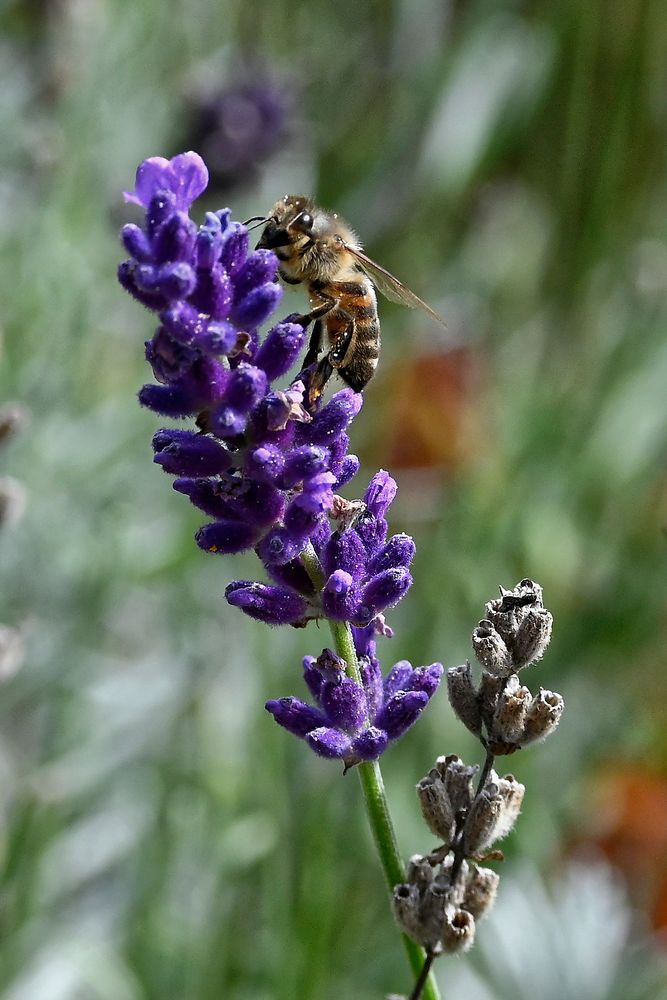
[256,195,316,250]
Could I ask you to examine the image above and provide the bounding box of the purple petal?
[360,567,412,616]
[125,152,208,210]
[383,660,414,700]
[350,726,389,761]
[407,663,444,698]
[196,520,258,554]
[306,727,352,759]
[265,697,327,737]
[254,321,306,381]
[374,690,429,739]
[367,533,416,575]
[152,430,232,476]
[321,529,367,581]
[225,580,308,625]
[334,455,360,489]
[364,470,397,519]
[319,675,367,731]
[321,570,360,621]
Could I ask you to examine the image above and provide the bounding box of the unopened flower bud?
[521,687,564,744]
[417,772,455,843]
[446,662,482,736]
[440,906,475,954]
[462,864,499,920]
[492,673,531,744]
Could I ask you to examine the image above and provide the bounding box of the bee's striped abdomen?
[325,277,381,392]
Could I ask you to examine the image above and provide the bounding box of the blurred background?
[1,1,667,997]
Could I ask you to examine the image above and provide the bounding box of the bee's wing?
[344,244,446,327]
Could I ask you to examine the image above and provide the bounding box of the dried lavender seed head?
[521,687,564,744]
[392,883,423,942]
[478,670,506,731]
[417,772,456,843]
[462,782,504,855]
[435,856,467,908]
[440,907,476,954]
[490,773,525,840]
[446,662,482,736]
[420,882,450,950]
[472,620,514,676]
[461,864,500,920]
[406,854,435,889]
[492,672,531,744]
[483,579,552,671]
[435,755,479,816]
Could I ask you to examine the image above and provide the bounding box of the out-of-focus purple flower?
[182,73,294,192]
[266,638,443,766]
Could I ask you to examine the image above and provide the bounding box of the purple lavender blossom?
[266,638,443,765]
[119,153,416,634]
[119,152,360,573]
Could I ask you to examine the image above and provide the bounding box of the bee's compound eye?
[292,211,313,233]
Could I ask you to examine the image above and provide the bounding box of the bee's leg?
[308,355,335,404]
[303,319,324,369]
[308,314,355,406]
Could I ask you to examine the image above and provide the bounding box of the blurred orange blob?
[585,767,667,935]
[368,346,484,472]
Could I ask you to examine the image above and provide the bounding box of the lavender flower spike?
[266,638,443,767]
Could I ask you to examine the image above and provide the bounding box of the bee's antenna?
[243,216,268,231]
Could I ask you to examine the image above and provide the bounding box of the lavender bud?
[375,690,429,740]
[265,697,327,737]
[446,662,482,736]
[416,772,456,843]
[349,726,389,761]
[318,675,367,731]
[253,321,306,380]
[472,620,514,677]
[440,907,475,954]
[359,567,412,617]
[306,726,352,759]
[196,520,258,555]
[225,580,308,625]
[461,865,500,920]
[521,688,564,744]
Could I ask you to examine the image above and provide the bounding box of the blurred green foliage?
[1,0,666,997]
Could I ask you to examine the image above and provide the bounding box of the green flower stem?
[301,544,442,1000]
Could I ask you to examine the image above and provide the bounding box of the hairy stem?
[301,543,442,1000]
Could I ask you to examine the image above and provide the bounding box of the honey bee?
[255,196,443,403]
